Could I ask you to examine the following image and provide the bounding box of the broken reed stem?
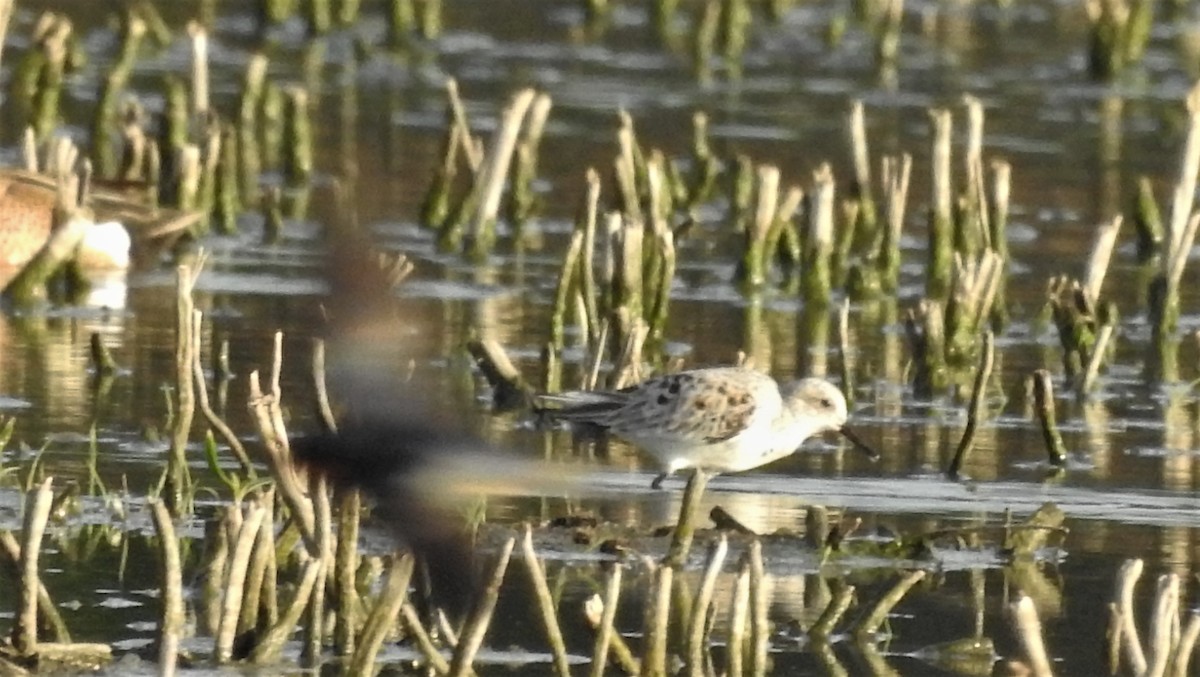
[726,565,750,677]
[1032,369,1068,467]
[847,100,876,233]
[14,478,54,654]
[248,369,318,552]
[962,95,990,252]
[1010,596,1053,677]
[737,164,779,288]
[0,531,70,643]
[810,581,856,639]
[1175,611,1200,677]
[881,153,913,289]
[250,558,321,663]
[1146,573,1180,677]
[856,570,927,637]
[1080,323,1114,394]
[188,22,208,116]
[348,554,415,674]
[580,169,602,343]
[928,108,954,298]
[837,299,854,408]
[333,487,362,656]
[1083,215,1122,304]
[747,542,769,677]
[551,231,585,350]
[304,476,333,666]
[521,526,571,677]
[1114,558,1148,675]
[400,603,451,674]
[686,536,729,677]
[149,499,183,677]
[312,339,338,434]
[448,537,516,677]
[947,330,995,480]
[989,159,1012,260]
[804,164,836,304]
[642,562,673,677]
[240,492,274,638]
[588,563,634,676]
[446,78,482,172]
[190,309,253,474]
[1166,81,1200,269]
[215,501,267,662]
[468,88,537,257]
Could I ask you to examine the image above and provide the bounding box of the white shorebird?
[537,367,878,566]
[536,367,877,488]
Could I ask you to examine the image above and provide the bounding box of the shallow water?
[0,0,1199,674]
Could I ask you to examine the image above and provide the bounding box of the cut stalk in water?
[747,541,769,676]
[735,164,778,289]
[467,88,537,259]
[641,561,673,677]
[947,330,994,480]
[686,536,728,676]
[13,478,54,654]
[188,22,209,116]
[1083,215,1122,304]
[215,502,266,662]
[847,100,878,243]
[1133,176,1163,259]
[521,526,571,677]
[726,565,750,677]
[664,468,712,568]
[880,153,913,291]
[149,499,183,676]
[1032,369,1068,467]
[810,581,855,639]
[348,554,415,674]
[804,164,836,305]
[468,338,530,409]
[400,602,451,674]
[856,570,927,637]
[250,558,321,663]
[1010,596,1052,677]
[447,537,515,677]
[284,87,313,182]
[928,108,954,299]
[587,563,632,676]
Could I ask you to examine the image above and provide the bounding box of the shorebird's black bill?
[840,425,880,461]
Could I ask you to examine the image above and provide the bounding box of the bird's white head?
[780,377,848,432]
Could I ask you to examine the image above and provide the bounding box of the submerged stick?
[747,542,769,676]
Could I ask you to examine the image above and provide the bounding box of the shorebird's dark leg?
[651,472,669,490]
[663,468,713,568]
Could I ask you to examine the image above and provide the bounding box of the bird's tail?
[532,390,627,422]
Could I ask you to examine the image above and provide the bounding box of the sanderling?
[536,367,877,488]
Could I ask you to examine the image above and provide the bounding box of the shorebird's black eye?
[819,397,833,409]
